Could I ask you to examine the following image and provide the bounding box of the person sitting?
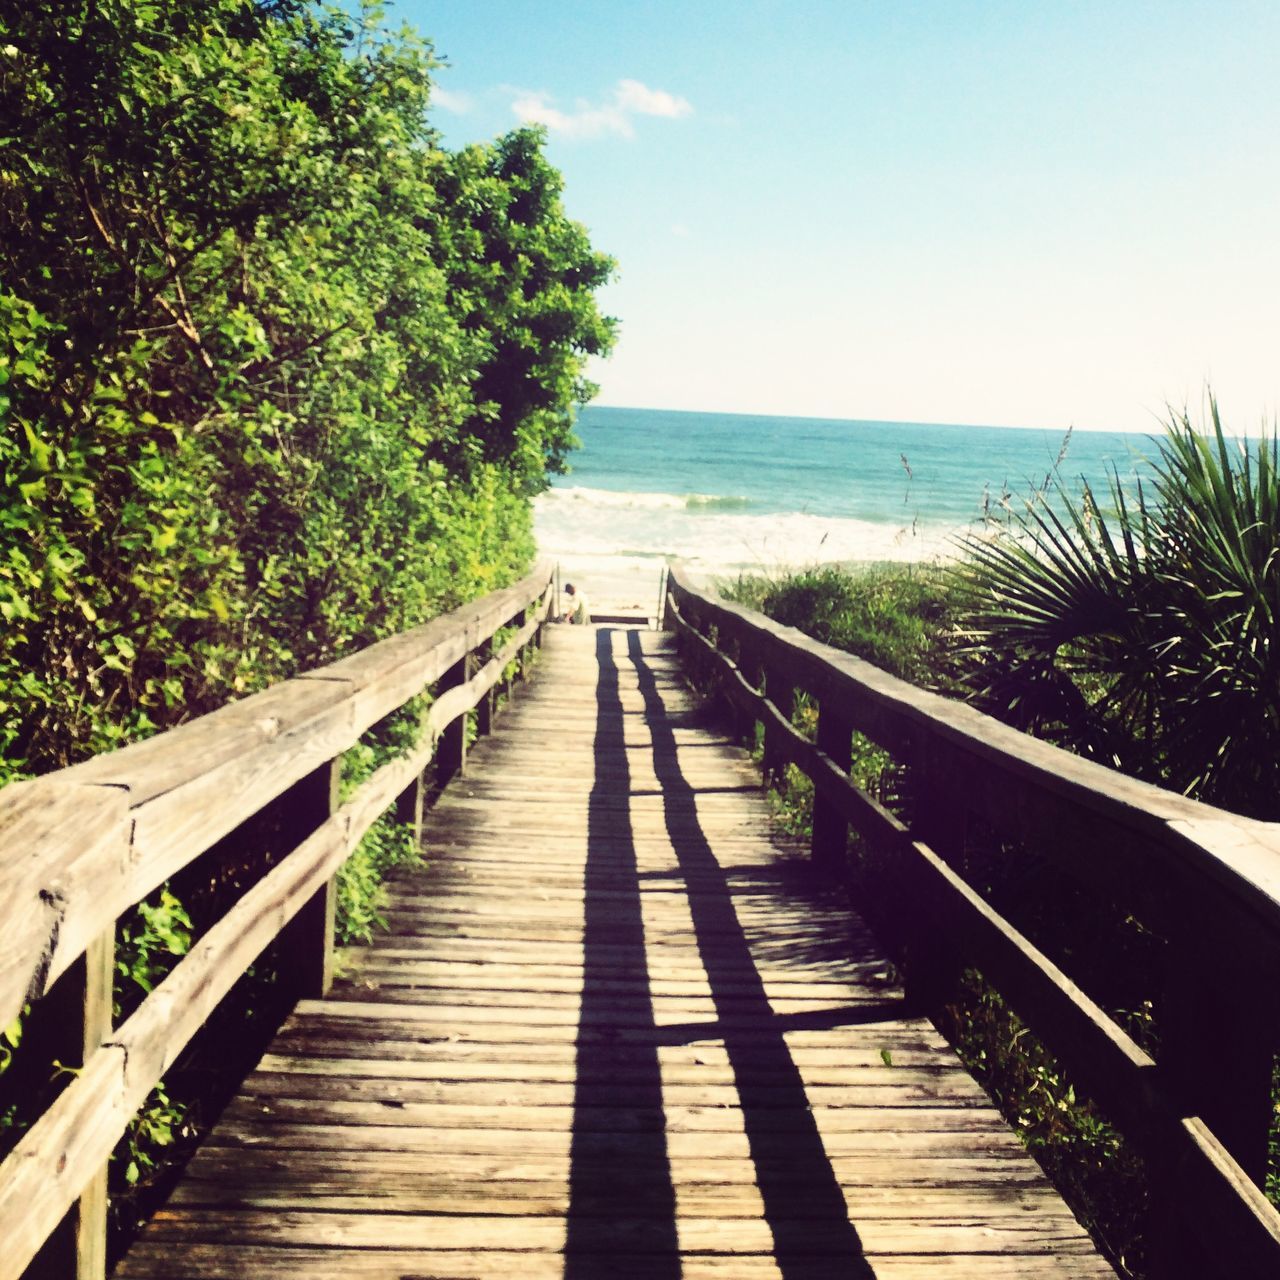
[562,582,590,625]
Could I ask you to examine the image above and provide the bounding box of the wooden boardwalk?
[117,626,1113,1279]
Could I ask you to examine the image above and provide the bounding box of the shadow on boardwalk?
[565,627,880,1277]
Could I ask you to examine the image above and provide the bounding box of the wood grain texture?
[116,625,1114,1280]
[0,779,128,1029]
[0,570,556,1279]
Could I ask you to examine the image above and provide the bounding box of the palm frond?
[952,398,1279,818]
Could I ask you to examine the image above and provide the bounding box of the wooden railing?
[0,562,556,1280]
[665,563,1280,1278]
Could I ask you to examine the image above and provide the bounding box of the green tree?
[0,0,614,782]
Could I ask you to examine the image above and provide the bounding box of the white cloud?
[431,86,472,114]
[615,79,693,120]
[511,79,692,140]
[512,91,630,139]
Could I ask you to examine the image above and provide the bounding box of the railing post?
[905,743,967,1013]
[475,677,495,739]
[533,593,548,649]
[736,649,762,748]
[1163,935,1273,1182]
[436,652,471,784]
[394,769,425,843]
[518,606,534,685]
[275,757,341,1000]
[762,667,794,786]
[21,930,114,1280]
[499,615,520,710]
[811,699,852,877]
[1149,930,1276,1278]
[672,592,698,677]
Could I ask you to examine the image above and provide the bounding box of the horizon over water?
[535,404,1154,610]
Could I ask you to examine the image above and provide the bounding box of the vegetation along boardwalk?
[117,625,1112,1279]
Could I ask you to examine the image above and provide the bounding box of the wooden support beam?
[904,743,967,1014]
[21,930,114,1280]
[275,759,341,1001]
[394,771,425,845]
[811,702,852,877]
[1151,931,1277,1277]
[435,654,471,787]
[762,668,794,787]
[735,651,763,748]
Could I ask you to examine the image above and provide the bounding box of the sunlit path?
[117,626,1113,1279]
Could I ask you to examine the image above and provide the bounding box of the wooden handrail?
[0,561,555,1280]
[665,562,1280,1278]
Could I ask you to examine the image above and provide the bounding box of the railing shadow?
[565,629,681,1276]
[566,628,880,1276]
[627,628,877,1278]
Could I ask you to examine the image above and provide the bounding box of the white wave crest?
[541,485,751,512]
[536,490,957,579]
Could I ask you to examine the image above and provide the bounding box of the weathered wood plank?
[177,1146,1049,1185]
[131,1207,1105,1254]
[117,1244,1115,1280]
[115,625,1112,1279]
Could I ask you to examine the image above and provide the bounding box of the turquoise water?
[536,405,1154,581]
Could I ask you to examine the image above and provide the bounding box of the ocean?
[534,405,1155,610]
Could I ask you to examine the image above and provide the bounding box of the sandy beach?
[550,553,669,617]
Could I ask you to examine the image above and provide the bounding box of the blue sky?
[399,1,1280,432]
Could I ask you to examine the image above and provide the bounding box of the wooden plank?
[177,1145,1047,1183]
[253,1047,969,1080]
[116,1247,1116,1280]
[113,625,1114,1280]
[130,1208,1104,1255]
[163,1178,1078,1219]
[235,1071,988,1109]
[215,1094,1008,1134]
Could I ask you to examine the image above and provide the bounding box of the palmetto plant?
[954,401,1279,820]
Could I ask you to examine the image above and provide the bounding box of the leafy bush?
[723,562,958,688]
[0,0,613,784]
[334,701,428,943]
[336,817,423,945]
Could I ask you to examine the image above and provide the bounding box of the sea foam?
[535,484,955,583]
